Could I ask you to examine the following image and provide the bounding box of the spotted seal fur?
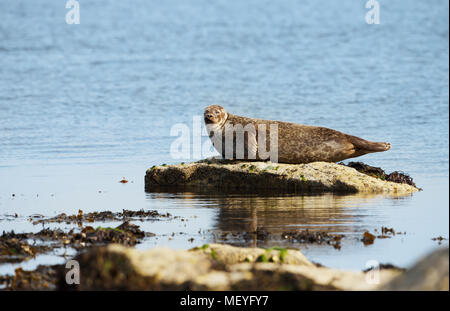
[204,105,390,163]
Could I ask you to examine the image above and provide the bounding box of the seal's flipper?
[349,135,391,153]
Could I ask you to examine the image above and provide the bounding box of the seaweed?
[385,171,417,188]
[340,161,418,188]
[31,209,171,225]
[281,230,343,249]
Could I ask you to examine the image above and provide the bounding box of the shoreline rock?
[145,159,419,195]
[381,247,449,290]
[57,243,449,291]
[3,243,447,291]
[59,243,400,291]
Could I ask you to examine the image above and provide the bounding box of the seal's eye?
[214,110,219,114]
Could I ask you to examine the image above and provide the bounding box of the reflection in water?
[146,190,413,248]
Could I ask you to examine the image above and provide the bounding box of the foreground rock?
[145,159,419,195]
[60,243,401,291]
[381,247,449,291]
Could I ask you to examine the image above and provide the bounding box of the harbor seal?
[204,105,391,164]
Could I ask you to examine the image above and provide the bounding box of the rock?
[59,243,400,290]
[190,243,313,266]
[362,231,376,245]
[145,159,419,195]
[381,247,449,291]
[0,265,60,291]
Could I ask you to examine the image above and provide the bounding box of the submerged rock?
[145,159,419,195]
[0,232,54,264]
[1,265,60,291]
[31,209,171,225]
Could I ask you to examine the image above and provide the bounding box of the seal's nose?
[206,114,213,118]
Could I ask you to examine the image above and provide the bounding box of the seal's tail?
[349,135,391,153]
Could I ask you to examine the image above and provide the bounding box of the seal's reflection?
[146,189,410,248]
[210,194,367,247]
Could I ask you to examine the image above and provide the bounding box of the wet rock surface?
[0,232,54,264]
[0,265,60,291]
[2,222,152,253]
[281,230,343,249]
[30,209,171,225]
[0,210,159,265]
[0,209,162,290]
[196,227,406,249]
[146,159,419,195]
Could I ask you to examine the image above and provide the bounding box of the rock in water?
[145,160,419,195]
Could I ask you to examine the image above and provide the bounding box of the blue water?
[0,0,448,273]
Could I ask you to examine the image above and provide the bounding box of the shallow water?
[0,0,448,274]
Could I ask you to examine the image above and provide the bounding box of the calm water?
[0,0,448,274]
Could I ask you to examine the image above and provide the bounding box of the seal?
[204,105,391,164]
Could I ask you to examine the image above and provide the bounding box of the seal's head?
[204,105,227,127]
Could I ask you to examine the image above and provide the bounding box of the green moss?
[264,247,288,262]
[96,226,125,233]
[301,175,306,182]
[103,260,112,273]
[256,254,269,263]
[279,249,287,261]
[269,247,286,251]
[190,244,211,251]
[161,164,167,166]
[210,248,218,260]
